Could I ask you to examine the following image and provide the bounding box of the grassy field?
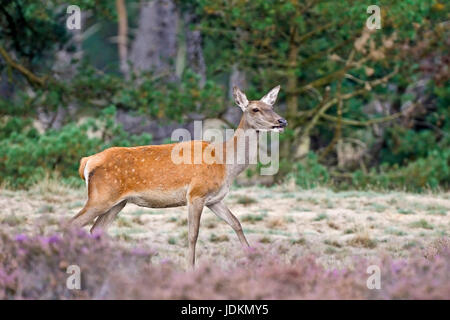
[1,179,449,270]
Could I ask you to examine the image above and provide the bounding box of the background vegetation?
[0,0,448,191]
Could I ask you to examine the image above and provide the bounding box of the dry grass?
[0,181,449,268]
[29,174,74,197]
[424,237,450,259]
[348,233,377,249]
[266,217,285,229]
[235,195,258,206]
[327,221,340,230]
[259,236,272,243]
[209,233,229,243]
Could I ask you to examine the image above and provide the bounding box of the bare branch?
[0,46,47,87]
[293,56,369,95]
[296,65,398,139]
[321,112,402,127]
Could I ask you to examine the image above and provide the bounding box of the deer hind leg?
[69,202,112,229]
[187,197,205,268]
[90,200,127,234]
[69,190,118,230]
[207,201,250,247]
[69,166,121,230]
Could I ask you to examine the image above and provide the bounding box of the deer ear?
[233,86,249,111]
[260,85,281,106]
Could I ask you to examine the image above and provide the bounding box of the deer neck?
[223,115,258,181]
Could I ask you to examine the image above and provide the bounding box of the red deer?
[69,86,287,267]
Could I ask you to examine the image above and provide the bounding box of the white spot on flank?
[84,160,90,189]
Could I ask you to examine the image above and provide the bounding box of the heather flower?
[14,234,27,242]
[47,235,61,244]
[0,229,448,300]
[89,230,103,240]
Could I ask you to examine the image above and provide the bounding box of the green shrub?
[290,152,330,189]
[351,149,450,192]
[288,149,449,192]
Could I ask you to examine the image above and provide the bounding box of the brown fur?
[70,85,286,268]
[80,142,225,202]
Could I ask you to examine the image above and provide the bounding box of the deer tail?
[79,157,89,181]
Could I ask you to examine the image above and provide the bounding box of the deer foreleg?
[207,201,250,247]
[187,197,205,268]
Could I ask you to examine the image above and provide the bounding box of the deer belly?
[126,187,188,208]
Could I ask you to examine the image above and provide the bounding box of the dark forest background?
[0,0,448,190]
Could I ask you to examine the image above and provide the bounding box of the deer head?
[233,85,287,132]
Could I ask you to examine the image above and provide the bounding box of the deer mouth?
[271,125,285,132]
[256,126,285,133]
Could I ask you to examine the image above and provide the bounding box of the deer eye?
[252,108,259,112]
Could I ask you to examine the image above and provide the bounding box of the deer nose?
[277,118,288,127]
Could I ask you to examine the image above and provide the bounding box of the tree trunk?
[37,13,84,130]
[277,34,300,179]
[224,64,246,125]
[182,11,206,85]
[129,0,179,78]
[116,0,129,75]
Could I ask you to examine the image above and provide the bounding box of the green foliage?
[383,128,440,165]
[381,82,450,166]
[351,149,450,192]
[0,0,114,64]
[291,149,449,192]
[358,81,450,191]
[195,0,442,98]
[0,107,151,189]
[291,152,330,189]
[1,63,224,123]
[112,69,224,121]
[0,0,68,62]
[1,1,448,191]
[194,0,448,193]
